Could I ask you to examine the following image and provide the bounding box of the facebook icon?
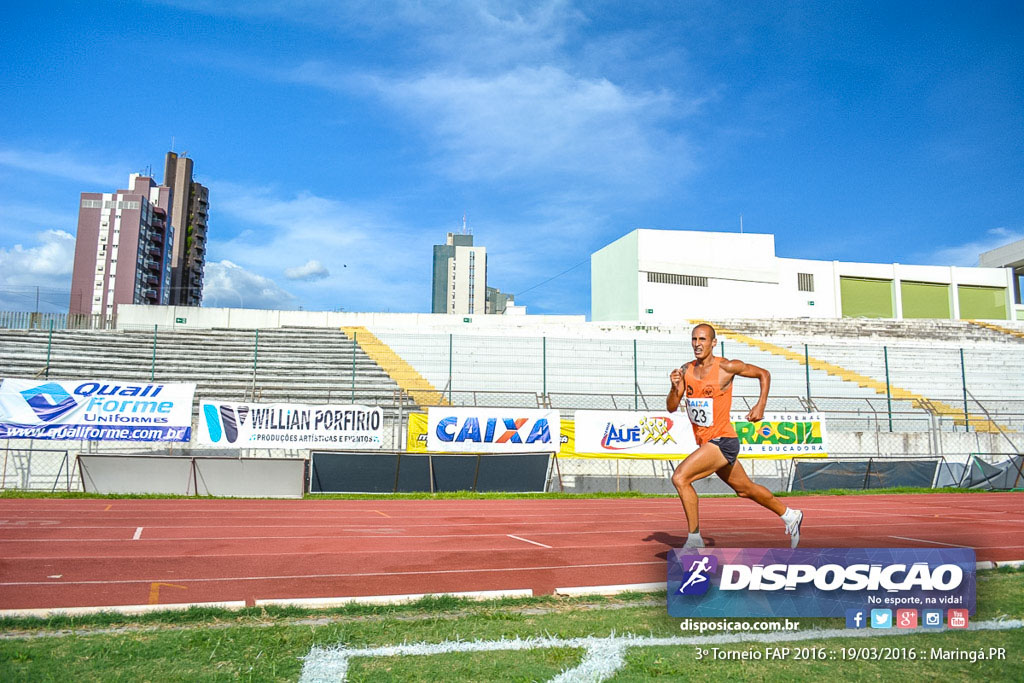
[845,608,867,629]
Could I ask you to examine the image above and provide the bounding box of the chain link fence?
[3,327,1023,492]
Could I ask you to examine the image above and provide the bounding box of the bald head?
[692,323,716,341]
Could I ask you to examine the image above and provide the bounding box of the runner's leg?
[671,443,728,533]
[714,460,786,516]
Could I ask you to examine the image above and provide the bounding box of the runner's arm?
[723,359,771,422]
[667,364,687,413]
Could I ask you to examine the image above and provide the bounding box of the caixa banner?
[426,407,560,453]
[0,378,195,442]
[668,548,975,618]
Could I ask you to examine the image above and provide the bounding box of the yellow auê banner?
[406,412,827,459]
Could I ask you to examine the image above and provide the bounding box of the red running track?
[1,493,1022,611]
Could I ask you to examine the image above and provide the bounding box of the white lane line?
[555,582,664,596]
[889,535,973,548]
[507,534,552,549]
[132,527,143,541]
[0,559,663,587]
[8,518,1024,542]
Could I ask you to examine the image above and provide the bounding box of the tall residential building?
[431,231,487,314]
[163,152,209,306]
[69,174,174,316]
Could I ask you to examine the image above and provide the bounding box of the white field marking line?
[507,534,552,549]
[298,619,1024,683]
[132,527,143,541]
[888,536,973,548]
[0,559,664,587]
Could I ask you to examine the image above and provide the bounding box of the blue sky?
[1,1,1022,316]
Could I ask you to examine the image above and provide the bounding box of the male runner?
[667,323,803,548]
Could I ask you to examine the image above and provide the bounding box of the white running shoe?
[785,509,803,548]
[683,534,705,549]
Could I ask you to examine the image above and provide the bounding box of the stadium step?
[968,319,1024,341]
[701,321,1008,434]
[341,326,448,407]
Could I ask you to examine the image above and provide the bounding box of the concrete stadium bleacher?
[709,317,1024,431]
[3,313,1022,493]
[0,326,406,408]
[368,318,1024,483]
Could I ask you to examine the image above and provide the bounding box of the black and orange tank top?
[683,357,737,445]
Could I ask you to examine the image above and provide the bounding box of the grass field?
[1,568,1021,681]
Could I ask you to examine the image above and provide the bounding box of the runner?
[667,323,803,548]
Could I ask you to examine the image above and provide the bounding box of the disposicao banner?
[668,548,975,618]
[0,378,195,442]
[425,407,560,453]
[198,401,384,449]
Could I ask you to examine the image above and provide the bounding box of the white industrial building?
[592,229,1020,323]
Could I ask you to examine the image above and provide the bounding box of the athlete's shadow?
[642,531,716,559]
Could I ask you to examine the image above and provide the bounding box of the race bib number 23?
[686,398,713,427]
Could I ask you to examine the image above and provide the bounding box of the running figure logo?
[677,555,718,595]
[639,416,676,445]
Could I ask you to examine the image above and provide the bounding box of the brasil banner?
[0,377,195,442]
[731,411,827,458]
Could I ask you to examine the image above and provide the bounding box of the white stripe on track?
[507,534,552,548]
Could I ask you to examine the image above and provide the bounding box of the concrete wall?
[117,304,586,331]
[591,230,639,321]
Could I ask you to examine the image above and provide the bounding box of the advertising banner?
[731,412,828,458]
[198,401,384,449]
[408,412,575,455]
[574,410,697,456]
[668,548,975,618]
[425,407,560,453]
[0,378,195,442]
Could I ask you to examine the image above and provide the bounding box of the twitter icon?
[871,609,892,629]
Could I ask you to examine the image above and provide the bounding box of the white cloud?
[163,0,580,67]
[913,227,1024,267]
[284,259,330,281]
[0,229,76,286]
[373,66,693,190]
[202,260,298,309]
[0,147,126,186]
[206,182,429,312]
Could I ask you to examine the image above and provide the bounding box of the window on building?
[646,272,708,287]
[798,273,815,292]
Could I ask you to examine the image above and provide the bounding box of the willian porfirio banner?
[425,407,560,453]
[199,401,383,448]
[573,410,697,456]
[0,378,195,442]
[668,548,975,618]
